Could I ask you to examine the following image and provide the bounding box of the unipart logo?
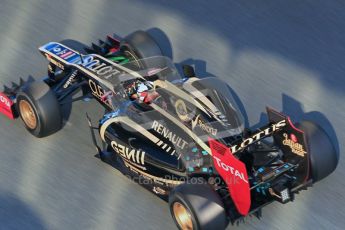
[0,95,11,108]
[282,133,306,156]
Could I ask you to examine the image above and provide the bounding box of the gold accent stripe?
[100,116,160,144]
[157,140,163,146]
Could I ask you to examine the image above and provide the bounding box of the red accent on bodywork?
[287,117,305,133]
[0,92,14,119]
[290,133,298,143]
[101,91,113,102]
[107,35,120,52]
[144,92,159,104]
[109,47,119,53]
[209,138,251,216]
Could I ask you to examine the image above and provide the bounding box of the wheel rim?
[173,202,193,230]
[19,100,37,129]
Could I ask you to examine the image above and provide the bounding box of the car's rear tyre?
[298,121,338,182]
[169,183,227,230]
[17,82,62,138]
[121,30,163,69]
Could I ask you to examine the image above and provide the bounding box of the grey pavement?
[0,0,344,229]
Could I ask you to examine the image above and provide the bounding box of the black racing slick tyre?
[298,121,338,182]
[121,30,163,68]
[17,82,62,138]
[169,183,227,230]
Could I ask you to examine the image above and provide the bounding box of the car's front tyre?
[17,82,62,138]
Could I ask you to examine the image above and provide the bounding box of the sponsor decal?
[49,45,76,60]
[63,71,77,89]
[152,186,167,195]
[175,99,191,122]
[213,156,248,183]
[152,120,188,149]
[88,79,111,107]
[0,94,11,108]
[191,114,217,136]
[282,133,306,156]
[174,99,218,136]
[56,48,68,56]
[84,56,121,80]
[230,120,286,154]
[51,46,80,63]
[111,140,146,166]
[45,54,64,70]
[89,79,104,98]
[53,47,62,52]
[60,51,74,59]
[0,93,14,119]
[209,138,250,216]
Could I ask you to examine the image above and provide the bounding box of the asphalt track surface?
[0,0,344,229]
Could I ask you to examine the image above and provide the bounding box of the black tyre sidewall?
[121,30,163,68]
[299,121,338,182]
[17,82,62,138]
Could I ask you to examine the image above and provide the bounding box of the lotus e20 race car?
[0,31,339,230]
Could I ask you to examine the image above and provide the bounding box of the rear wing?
[226,107,310,184]
[267,107,310,184]
[208,107,310,216]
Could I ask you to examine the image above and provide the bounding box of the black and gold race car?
[0,31,339,230]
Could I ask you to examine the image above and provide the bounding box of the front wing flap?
[0,77,35,120]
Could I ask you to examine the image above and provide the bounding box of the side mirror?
[182,65,195,78]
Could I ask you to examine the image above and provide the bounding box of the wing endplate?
[209,138,251,216]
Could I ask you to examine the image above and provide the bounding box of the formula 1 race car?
[0,31,339,230]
